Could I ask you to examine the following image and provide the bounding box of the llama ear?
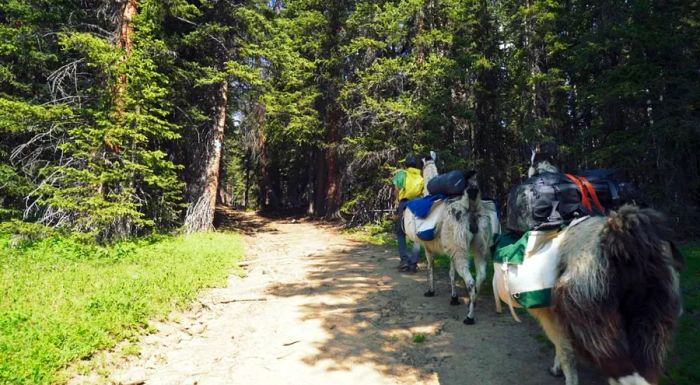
[520,144,534,163]
[430,150,437,161]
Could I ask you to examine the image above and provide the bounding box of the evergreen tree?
[1,0,698,234]
[2,0,183,240]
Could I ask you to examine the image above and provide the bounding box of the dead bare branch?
[47,59,84,104]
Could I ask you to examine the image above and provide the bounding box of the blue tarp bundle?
[406,194,447,218]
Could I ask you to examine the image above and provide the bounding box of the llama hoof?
[463,317,475,325]
[450,296,460,306]
[424,290,435,297]
[548,367,564,378]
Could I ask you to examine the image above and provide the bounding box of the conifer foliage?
[1,0,699,237]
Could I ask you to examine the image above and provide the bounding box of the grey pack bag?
[506,172,586,233]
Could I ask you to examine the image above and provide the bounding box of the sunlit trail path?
[71,210,604,385]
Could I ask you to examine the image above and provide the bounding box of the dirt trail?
[72,210,605,385]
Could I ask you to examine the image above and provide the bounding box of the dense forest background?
[1,0,699,240]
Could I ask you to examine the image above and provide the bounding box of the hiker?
[392,153,424,273]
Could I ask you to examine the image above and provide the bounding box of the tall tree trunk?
[323,107,342,220]
[254,101,281,211]
[244,150,251,209]
[100,0,137,240]
[185,80,228,233]
[217,148,230,206]
[113,0,137,118]
[314,4,345,220]
[311,148,326,216]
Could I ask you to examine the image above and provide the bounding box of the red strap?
[565,174,592,212]
[578,176,605,213]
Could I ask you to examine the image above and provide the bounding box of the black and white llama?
[403,171,500,324]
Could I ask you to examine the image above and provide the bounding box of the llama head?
[464,170,479,200]
[421,151,437,166]
[527,141,560,177]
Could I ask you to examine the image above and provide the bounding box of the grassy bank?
[0,230,245,385]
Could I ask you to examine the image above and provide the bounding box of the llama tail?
[555,204,682,380]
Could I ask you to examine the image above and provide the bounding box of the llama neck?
[460,191,481,212]
[469,195,481,213]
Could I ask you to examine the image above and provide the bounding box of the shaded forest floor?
[69,209,607,385]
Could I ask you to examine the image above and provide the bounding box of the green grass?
[345,218,395,245]
[412,333,427,343]
[347,220,452,268]
[0,230,245,385]
[663,242,700,385]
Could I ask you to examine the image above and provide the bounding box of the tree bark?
[314,4,345,220]
[217,147,231,206]
[100,0,138,240]
[323,107,342,219]
[205,80,228,219]
[311,148,327,216]
[254,101,281,211]
[113,0,137,118]
[244,150,252,209]
[185,80,228,233]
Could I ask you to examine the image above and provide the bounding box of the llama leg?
[608,374,652,385]
[605,316,665,385]
[551,354,562,377]
[621,282,680,385]
[456,255,476,325]
[464,283,476,325]
[449,256,459,305]
[473,240,488,299]
[423,250,435,297]
[530,308,578,385]
[492,274,502,314]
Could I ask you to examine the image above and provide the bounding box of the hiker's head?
[404,153,419,168]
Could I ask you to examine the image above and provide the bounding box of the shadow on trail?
[263,231,606,385]
[214,206,275,235]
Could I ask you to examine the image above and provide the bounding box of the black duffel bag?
[427,170,467,196]
[506,170,634,233]
[578,169,635,208]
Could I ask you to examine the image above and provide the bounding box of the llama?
[421,151,439,196]
[404,171,500,324]
[493,205,683,385]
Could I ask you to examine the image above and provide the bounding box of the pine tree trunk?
[253,102,280,211]
[315,5,345,220]
[185,80,228,233]
[114,0,137,117]
[217,150,230,206]
[323,108,342,220]
[311,146,327,216]
[244,151,252,209]
[100,0,137,240]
